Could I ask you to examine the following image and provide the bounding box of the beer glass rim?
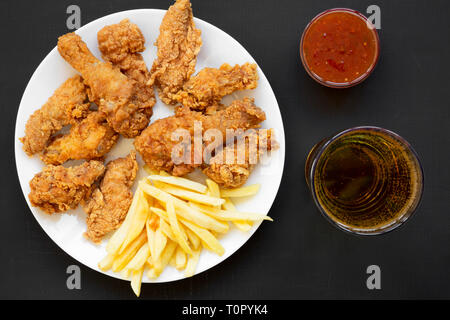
[308,126,424,236]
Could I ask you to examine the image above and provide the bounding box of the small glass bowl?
[300,8,380,88]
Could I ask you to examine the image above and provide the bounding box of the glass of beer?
[305,126,424,235]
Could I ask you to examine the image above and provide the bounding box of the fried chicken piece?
[58,32,151,138]
[98,19,155,118]
[29,160,105,214]
[41,111,119,165]
[172,63,259,110]
[83,152,138,243]
[149,0,202,105]
[20,75,89,156]
[203,129,278,188]
[134,97,266,176]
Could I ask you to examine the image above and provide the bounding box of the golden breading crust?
[172,63,259,110]
[98,19,155,119]
[20,75,89,156]
[83,152,138,243]
[58,32,151,138]
[41,111,119,165]
[28,160,105,214]
[149,0,202,105]
[134,97,266,176]
[203,129,278,188]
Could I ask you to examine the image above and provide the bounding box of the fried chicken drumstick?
[203,129,278,188]
[172,63,259,110]
[98,19,155,117]
[20,75,89,156]
[29,160,105,214]
[41,111,119,165]
[58,32,151,138]
[134,97,266,176]
[83,152,138,243]
[149,0,202,105]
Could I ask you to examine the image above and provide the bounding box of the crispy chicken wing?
[98,19,155,118]
[58,32,151,138]
[203,129,278,188]
[134,97,266,176]
[20,75,89,156]
[83,152,138,243]
[172,63,259,110]
[149,0,202,105]
[41,111,119,165]
[28,160,105,214]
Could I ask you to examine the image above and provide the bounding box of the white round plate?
[14,9,285,283]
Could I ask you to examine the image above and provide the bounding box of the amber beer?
[305,127,423,235]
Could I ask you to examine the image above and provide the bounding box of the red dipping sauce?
[300,8,379,88]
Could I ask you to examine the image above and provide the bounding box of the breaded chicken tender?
[203,129,278,188]
[28,160,105,214]
[83,152,138,243]
[134,97,266,176]
[58,32,151,138]
[149,0,202,104]
[41,111,119,165]
[98,19,155,117]
[20,75,89,156]
[173,63,259,110]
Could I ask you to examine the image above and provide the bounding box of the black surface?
[2,0,449,299]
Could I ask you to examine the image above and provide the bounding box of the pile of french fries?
[98,169,273,297]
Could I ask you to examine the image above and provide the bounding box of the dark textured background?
[2,0,449,299]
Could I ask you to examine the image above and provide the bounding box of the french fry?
[146,219,156,257]
[220,184,260,198]
[159,218,176,241]
[177,205,229,234]
[131,268,144,297]
[151,240,177,276]
[150,207,189,245]
[147,268,157,279]
[150,207,169,222]
[181,220,225,256]
[146,213,159,231]
[191,201,271,222]
[185,248,201,277]
[153,228,168,263]
[146,217,167,266]
[112,232,147,272]
[169,252,177,268]
[106,186,141,255]
[126,243,150,271]
[186,228,201,250]
[100,169,272,287]
[119,190,149,254]
[223,198,252,231]
[188,201,219,214]
[98,254,115,272]
[232,221,252,232]
[147,175,207,193]
[166,201,192,255]
[140,182,228,233]
[206,179,221,197]
[156,183,225,206]
[152,206,224,256]
[200,240,214,252]
[175,246,187,270]
[204,209,271,222]
[121,268,131,279]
